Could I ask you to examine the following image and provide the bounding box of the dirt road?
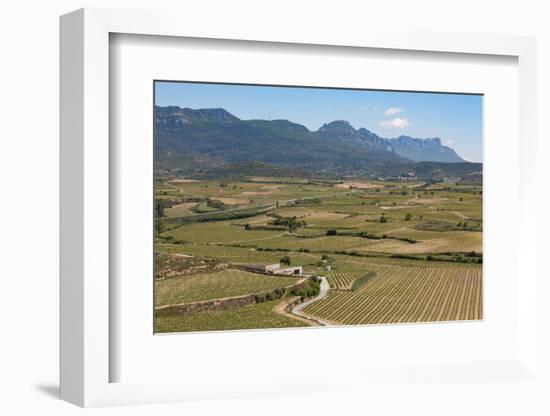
[291,276,333,326]
[451,210,470,220]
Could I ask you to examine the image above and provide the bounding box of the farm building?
[244,263,282,274]
[244,263,303,276]
[275,266,303,276]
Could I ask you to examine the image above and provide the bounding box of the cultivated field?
[154,175,482,332]
[303,264,482,324]
[156,299,307,333]
[156,269,299,307]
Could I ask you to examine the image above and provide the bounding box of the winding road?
[291,275,333,326]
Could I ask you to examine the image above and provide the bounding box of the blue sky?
[155,81,483,162]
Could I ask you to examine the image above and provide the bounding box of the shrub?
[326,229,338,236]
[280,256,291,266]
[272,216,306,232]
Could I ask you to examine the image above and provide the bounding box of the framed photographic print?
[152,81,483,334]
[60,8,540,409]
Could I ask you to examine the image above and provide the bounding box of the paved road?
[291,275,333,326]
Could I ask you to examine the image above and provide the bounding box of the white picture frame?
[60,7,538,408]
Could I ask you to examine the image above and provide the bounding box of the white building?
[275,266,303,276]
[245,263,282,274]
[244,263,303,276]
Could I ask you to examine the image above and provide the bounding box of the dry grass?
[352,232,482,254]
[214,197,250,205]
[164,202,198,218]
[168,178,200,183]
[335,182,383,190]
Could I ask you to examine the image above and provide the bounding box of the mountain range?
[155,106,480,180]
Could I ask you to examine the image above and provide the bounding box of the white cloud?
[384,107,403,116]
[379,117,410,129]
[444,139,454,145]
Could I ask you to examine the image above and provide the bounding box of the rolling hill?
[155,106,480,180]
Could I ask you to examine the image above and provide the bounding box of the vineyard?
[327,271,364,290]
[155,174,483,332]
[303,265,482,325]
[156,299,307,333]
[155,270,298,307]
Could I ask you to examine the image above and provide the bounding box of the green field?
[155,176,482,332]
[156,269,298,307]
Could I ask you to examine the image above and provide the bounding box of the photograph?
[153,81,483,333]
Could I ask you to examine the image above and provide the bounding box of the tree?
[380,215,388,223]
[273,216,305,233]
[155,200,164,218]
[404,213,412,221]
[326,229,337,236]
[155,219,166,236]
[280,256,291,266]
